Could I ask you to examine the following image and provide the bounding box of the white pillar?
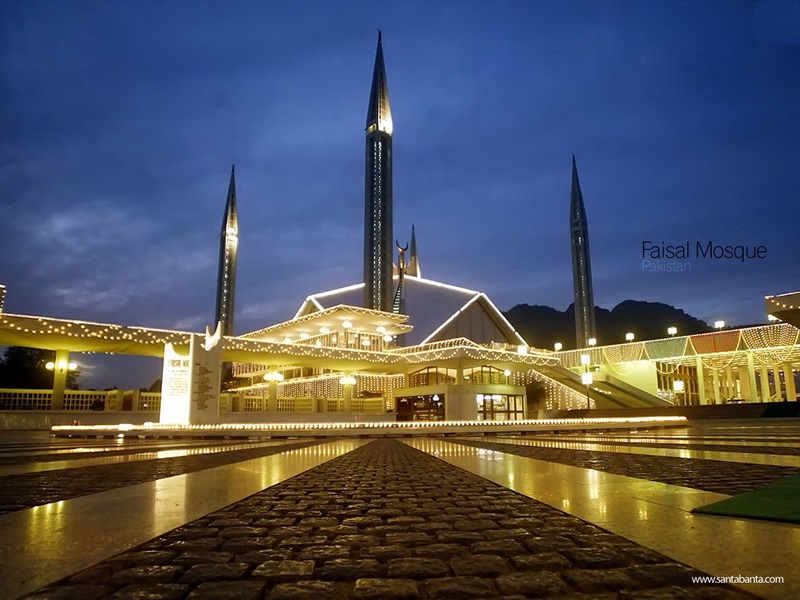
[695,357,707,405]
[784,363,796,402]
[746,353,757,402]
[772,367,783,402]
[760,366,771,402]
[725,365,735,400]
[51,349,70,411]
[711,370,721,405]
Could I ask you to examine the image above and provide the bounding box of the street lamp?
[46,360,77,373]
[503,369,511,385]
[667,326,677,337]
[673,380,685,405]
[580,354,592,409]
[625,332,635,342]
[714,320,725,330]
[581,371,593,409]
[554,342,563,352]
[588,338,597,347]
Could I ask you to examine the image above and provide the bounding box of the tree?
[0,347,80,389]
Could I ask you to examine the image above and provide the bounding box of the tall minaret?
[363,30,394,312]
[215,165,238,337]
[407,224,421,277]
[570,155,596,347]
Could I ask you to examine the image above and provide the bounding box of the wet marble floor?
[0,420,797,599]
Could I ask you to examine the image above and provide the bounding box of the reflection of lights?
[50,416,689,439]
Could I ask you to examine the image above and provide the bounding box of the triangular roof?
[295,276,527,347]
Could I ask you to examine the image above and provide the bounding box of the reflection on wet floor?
[468,435,800,467]
[408,436,800,600]
[0,439,300,476]
[0,439,368,600]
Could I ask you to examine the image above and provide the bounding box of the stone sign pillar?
[160,323,222,425]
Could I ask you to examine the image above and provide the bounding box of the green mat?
[692,474,800,524]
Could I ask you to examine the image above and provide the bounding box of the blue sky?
[1,1,799,389]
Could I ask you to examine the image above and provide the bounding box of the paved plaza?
[1,421,798,599]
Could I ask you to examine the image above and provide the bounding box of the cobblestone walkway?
[26,439,753,599]
[451,439,799,496]
[0,440,322,515]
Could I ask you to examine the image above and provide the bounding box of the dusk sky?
[2,1,799,389]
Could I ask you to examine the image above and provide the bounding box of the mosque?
[0,34,798,425]
[214,33,799,419]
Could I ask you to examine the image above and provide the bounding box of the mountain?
[504,300,712,351]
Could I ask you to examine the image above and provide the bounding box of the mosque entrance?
[395,394,445,421]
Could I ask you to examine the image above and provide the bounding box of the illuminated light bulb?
[319,327,330,334]
[342,321,352,329]
[299,333,310,339]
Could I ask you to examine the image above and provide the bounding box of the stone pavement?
[0,440,321,515]
[25,439,753,600]
[450,439,799,496]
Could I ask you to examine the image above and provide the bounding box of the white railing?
[0,389,386,415]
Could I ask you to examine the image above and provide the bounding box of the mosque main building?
[218,33,798,420]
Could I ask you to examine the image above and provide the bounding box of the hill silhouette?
[504,300,712,351]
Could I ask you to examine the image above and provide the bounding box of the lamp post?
[673,380,685,405]
[263,370,284,412]
[580,353,592,409]
[588,338,597,347]
[503,369,511,385]
[46,353,77,411]
[339,374,357,413]
[554,342,563,352]
[714,320,725,330]
[625,332,635,342]
[667,326,677,337]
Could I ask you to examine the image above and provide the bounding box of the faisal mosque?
[1,33,799,426]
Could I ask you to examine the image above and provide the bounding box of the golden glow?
[378,116,393,135]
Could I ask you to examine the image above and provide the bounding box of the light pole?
[580,353,592,409]
[46,355,78,411]
[554,342,563,352]
[503,369,511,385]
[673,380,685,405]
[667,326,677,337]
[714,320,725,330]
[588,338,597,347]
[625,332,635,342]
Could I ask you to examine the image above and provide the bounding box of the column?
[784,363,796,402]
[343,381,352,413]
[267,380,278,412]
[695,357,707,405]
[725,365,735,400]
[760,366,771,402]
[746,352,757,402]
[711,369,721,405]
[772,367,783,402]
[51,349,70,411]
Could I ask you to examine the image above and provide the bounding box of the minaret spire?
[215,164,239,338]
[363,30,394,311]
[570,155,596,348]
[407,224,420,277]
